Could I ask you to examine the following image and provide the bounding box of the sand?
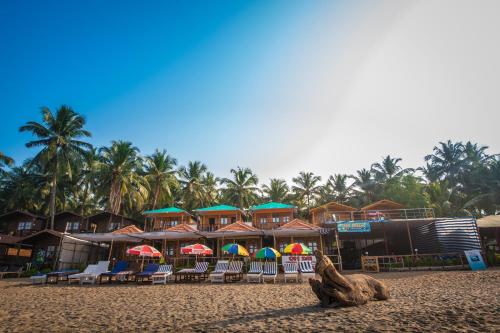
[0,270,499,332]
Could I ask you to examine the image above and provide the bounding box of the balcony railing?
[317,208,435,225]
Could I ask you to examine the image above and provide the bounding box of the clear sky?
[1,0,499,182]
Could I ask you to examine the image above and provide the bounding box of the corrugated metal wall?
[414,218,481,254]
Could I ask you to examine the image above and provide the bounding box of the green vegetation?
[0,106,499,224]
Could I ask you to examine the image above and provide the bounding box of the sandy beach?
[0,270,499,332]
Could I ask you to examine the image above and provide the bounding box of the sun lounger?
[79,261,110,285]
[46,269,80,284]
[246,261,263,283]
[209,260,229,283]
[175,262,209,283]
[134,263,160,283]
[283,262,299,283]
[151,264,173,285]
[99,261,129,284]
[0,266,23,279]
[299,261,315,282]
[68,264,98,284]
[30,273,47,285]
[224,261,244,282]
[262,262,278,284]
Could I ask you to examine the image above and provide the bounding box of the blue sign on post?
[337,221,371,233]
[464,250,487,271]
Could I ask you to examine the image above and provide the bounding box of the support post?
[406,221,414,254]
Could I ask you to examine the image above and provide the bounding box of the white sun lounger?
[262,262,278,284]
[151,265,173,285]
[283,262,299,283]
[209,260,229,283]
[78,261,110,285]
[299,261,315,282]
[68,264,98,284]
[224,261,244,282]
[246,261,263,283]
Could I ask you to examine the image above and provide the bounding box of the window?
[220,217,229,225]
[17,222,33,230]
[46,245,57,258]
[248,243,257,254]
[283,216,290,223]
[307,241,318,252]
[279,242,288,253]
[108,222,120,231]
[165,245,175,256]
[272,214,280,223]
[260,217,267,224]
[66,221,80,231]
[170,220,178,227]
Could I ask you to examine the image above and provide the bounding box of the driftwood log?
[309,250,390,307]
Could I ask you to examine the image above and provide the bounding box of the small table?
[30,274,47,285]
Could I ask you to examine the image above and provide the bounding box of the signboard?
[464,250,487,271]
[337,221,371,233]
[282,255,316,266]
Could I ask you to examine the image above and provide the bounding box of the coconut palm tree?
[19,106,92,229]
[0,152,14,175]
[98,140,147,215]
[371,155,413,182]
[178,161,209,211]
[292,171,321,215]
[262,178,290,202]
[221,167,259,208]
[425,140,464,186]
[351,168,378,204]
[201,171,220,206]
[328,174,354,204]
[144,149,178,209]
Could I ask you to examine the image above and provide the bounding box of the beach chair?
[99,261,129,284]
[209,260,229,283]
[299,261,315,282]
[79,261,110,285]
[45,269,80,284]
[262,261,278,284]
[0,266,23,279]
[68,264,98,284]
[134,263,160,283]
[224,261,244,282]
[283,262,299,283]
[175,262,209,283]
[151,264,173,285]
[246,261,263,283]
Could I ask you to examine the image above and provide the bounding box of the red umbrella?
[181,243,213,256]
[127,245,162,257]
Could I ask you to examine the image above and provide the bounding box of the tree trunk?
[309,250,390,307]
[49,171,57,230]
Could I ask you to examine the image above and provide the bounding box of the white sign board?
[282,255,316,267]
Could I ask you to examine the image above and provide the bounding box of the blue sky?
[1,1,499,181]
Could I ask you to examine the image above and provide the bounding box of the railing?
[361,252,468,273]
[317,208,435,224]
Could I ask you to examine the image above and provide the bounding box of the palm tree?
[262,178,290,202]
[221,167,259,208]
[292,171,321,215]
[0,152,14,175]
[201,171,220,206]
[178,161,209,211]
[98,140,147,215]
[144,149,178,210]
[328,174,354,204]
[425,140,464,185]
[371,155,413,182]
[19,106,92,229]
[72,148,102,215]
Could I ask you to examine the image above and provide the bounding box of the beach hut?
[194,205,244,232]
[249,202,296,230]
[207,221,264,257]
[143,206,195,231]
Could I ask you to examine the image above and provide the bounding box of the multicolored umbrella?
[127,245,162,258]
[221,243,249,256]
[181,243,213,256]
[284,243,312,255]
[255,247,281,259]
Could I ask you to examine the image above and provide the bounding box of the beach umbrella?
[255,247,281,259]
[221,243,249,257]
[284,243,312,255]
[127,245,162,257]
[180,243,213,256]
[127,245,162,269]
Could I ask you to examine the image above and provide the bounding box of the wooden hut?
[143,207,195,231]
[249,202,296,230]
[194,205,243,232]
